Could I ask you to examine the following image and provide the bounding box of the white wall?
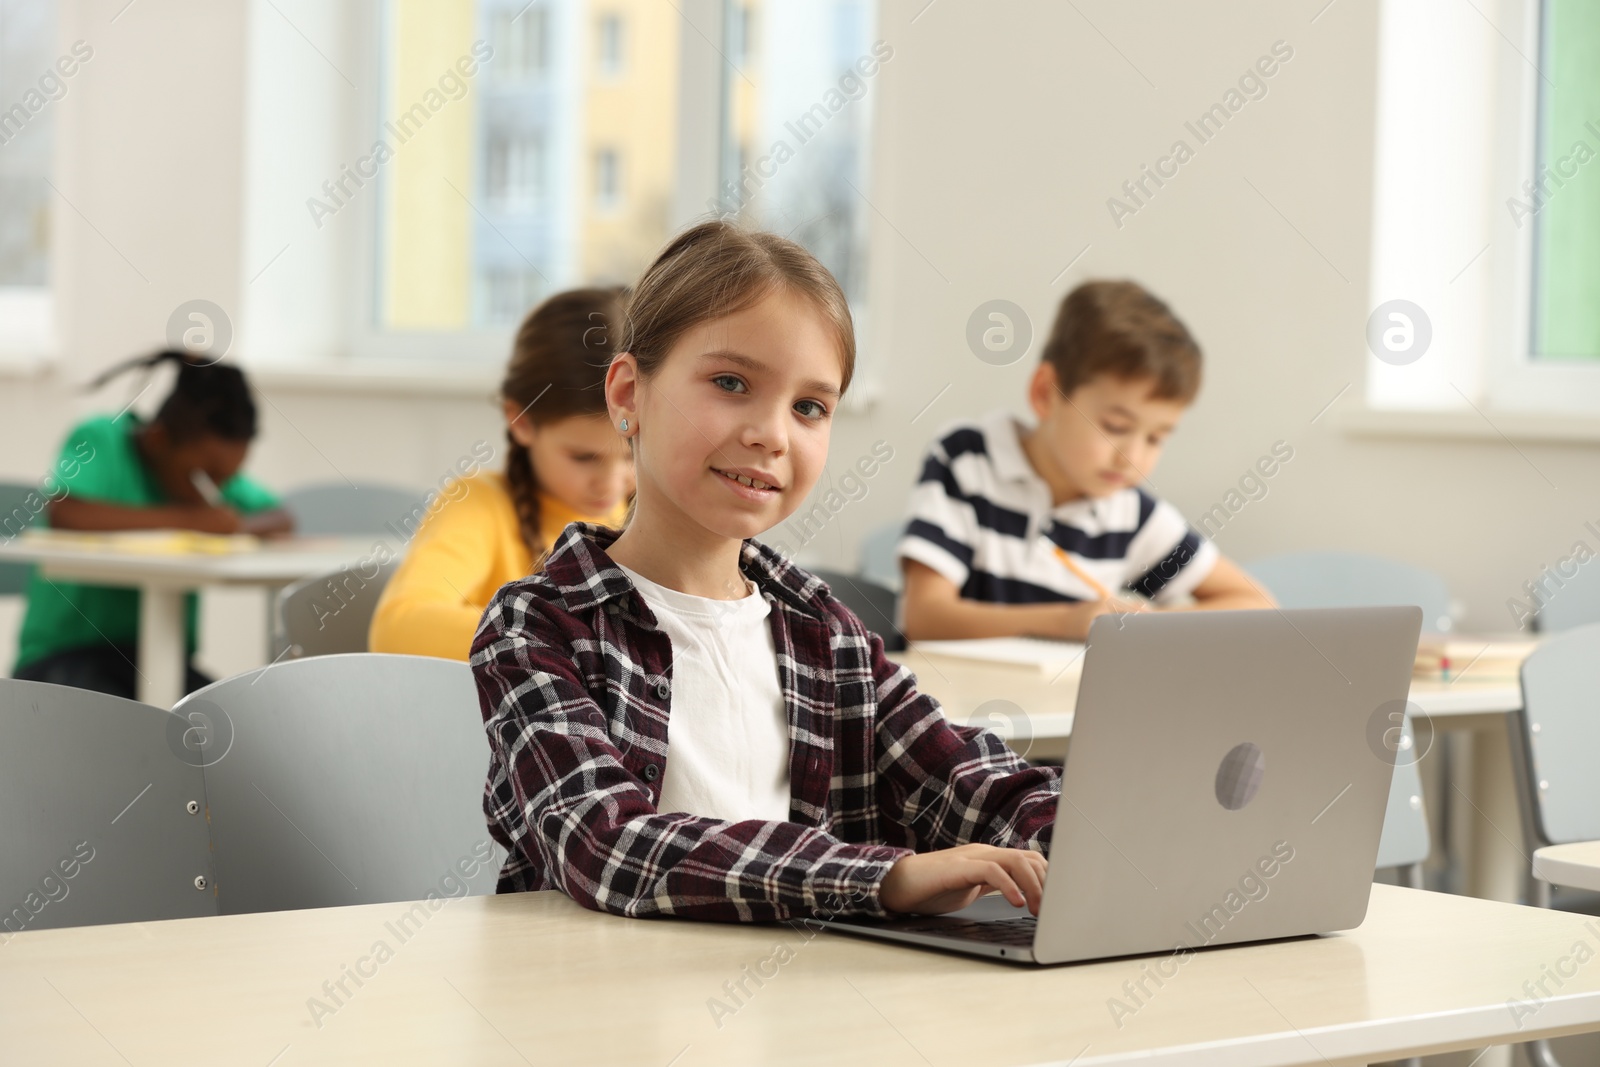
[3,0,1593,677]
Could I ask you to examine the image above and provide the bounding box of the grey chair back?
[277,559,399,658]
[810,567,906,652]
[282,482,427,537]
[0,481,43,595]
[174,654,502,915]
[1375,715,1431,875]
[1534,561,1600,632]
[859,520,905,592]
[1515,625,1600,846]
[0,679,216,933]
[1245,551,1455,633]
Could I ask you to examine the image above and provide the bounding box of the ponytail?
[90,350,258,444]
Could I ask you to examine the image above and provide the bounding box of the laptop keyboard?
[887,916,1039,947]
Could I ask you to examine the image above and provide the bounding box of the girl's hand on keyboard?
[880,844,1048,916]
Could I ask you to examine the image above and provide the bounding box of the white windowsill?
[246,359,503,398]
[0,349,57,379]
[1341,403,1600,444]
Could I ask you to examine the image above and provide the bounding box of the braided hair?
[89,350,258,443]
[502,288,625,561]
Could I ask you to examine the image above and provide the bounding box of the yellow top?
[369,471,627,661]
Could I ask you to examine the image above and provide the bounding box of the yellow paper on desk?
[1414,634,1538,681]
[20,528,261,555]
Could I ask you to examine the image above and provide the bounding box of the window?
[715,0,881,306]
[1365,0,1600,422]
[240,0,879,367]
[1529,0,1600,362]
[493,4,548,81]
[597,13,624,78]
[0,0,59,356]
[594,148,620,210]
[370,0,675,336]
[487,132,545,212]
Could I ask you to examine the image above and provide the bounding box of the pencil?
[1053,544,1113,601]
[190,470,224,507]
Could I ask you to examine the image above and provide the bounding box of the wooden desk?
[0,532,374,707]
[5,885,1599,1065]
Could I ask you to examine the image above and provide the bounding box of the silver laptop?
[826,606,1422,965]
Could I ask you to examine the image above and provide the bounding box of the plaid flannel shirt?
[471,522,1061,922]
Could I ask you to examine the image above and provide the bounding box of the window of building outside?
[364,0,878,356]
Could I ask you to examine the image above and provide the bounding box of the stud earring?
[619,418,629,433]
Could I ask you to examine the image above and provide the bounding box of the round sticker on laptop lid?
[1215,741,1265,811]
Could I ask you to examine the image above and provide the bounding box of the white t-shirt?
[615,563,792,823]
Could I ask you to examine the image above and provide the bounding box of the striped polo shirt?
[895,410,1217,605]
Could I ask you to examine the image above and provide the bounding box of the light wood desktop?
[6,884,1600,1066]
[0,531,377,707]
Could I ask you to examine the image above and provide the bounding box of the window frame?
[0,0,60,364]
[1363,0,1600,426]
[1485,0,1600,415]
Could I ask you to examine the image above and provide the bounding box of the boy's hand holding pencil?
[1051,545,1149,640]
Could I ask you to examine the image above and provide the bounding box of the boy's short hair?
[1040,280,1202,403]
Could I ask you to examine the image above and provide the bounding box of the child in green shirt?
[12,350,293,698]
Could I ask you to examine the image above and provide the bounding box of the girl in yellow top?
[369,289,635,660]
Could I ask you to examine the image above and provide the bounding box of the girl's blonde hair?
[621,220,855,392]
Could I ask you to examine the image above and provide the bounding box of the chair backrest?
[0,679,217,933]
[859,520,905,592]
[0,481,43,595]
[1516,624,1600,846]
[281,482,427,537]
[1374,715,1431,870]
[1534,560,1600,632]
[809,568,906,652]
[1245,551,1455,633]
[277,559,400,658]
[175,654,502,915]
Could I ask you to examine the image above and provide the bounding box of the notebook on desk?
[19,528,261,555]
[908,636,1086,676]
[828,606,1423,965]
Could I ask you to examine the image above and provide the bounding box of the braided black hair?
[89,350,258,444]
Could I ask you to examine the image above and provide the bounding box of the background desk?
[889,647,1522,752]
[6,885,1600,1066]
[0,535,373,707]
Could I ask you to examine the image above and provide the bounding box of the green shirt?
[13,414,281,671]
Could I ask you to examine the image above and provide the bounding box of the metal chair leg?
[1526,1037,1564,1066]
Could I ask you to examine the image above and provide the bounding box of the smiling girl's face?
[610,285,844,544]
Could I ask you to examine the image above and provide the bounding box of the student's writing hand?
[176,504,243,535]
[1052,597,1148,641]
[239,508,296,538]
[880,844,1048,916]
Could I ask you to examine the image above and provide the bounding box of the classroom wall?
[3,0,1595,677]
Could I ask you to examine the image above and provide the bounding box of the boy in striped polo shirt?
[897,280,1273,641]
